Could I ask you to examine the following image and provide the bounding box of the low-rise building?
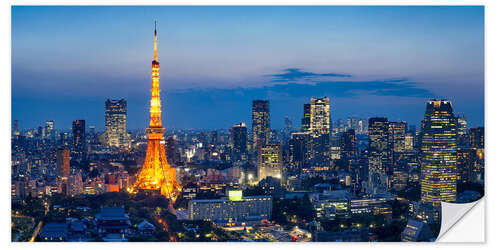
[39,223,68,242]
[400,219,432,242]
[310,190,351,219]
[188,190,272,228]
[95,207,131,241]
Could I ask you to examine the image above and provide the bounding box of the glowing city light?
[130,22,181,201]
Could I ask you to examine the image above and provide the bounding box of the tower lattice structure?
[131,22,181,200]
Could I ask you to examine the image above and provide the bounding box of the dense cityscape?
[11,18,484,243]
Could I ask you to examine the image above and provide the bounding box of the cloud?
[257,68,433,98]
[266,68,352,82]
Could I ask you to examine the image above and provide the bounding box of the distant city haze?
[11,6,484,130]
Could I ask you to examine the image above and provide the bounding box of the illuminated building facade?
[469,126,485,182]
[251,100,270,152]
[309,97,331,173]
[389,121,407,153]
[457,148,475,184]
[457,115,467,135]
[45,120,54,138]
[311,190,351,219]
[257,143,283,182]
[310,97,330,137]
[131,23,181,200]
[188,191,272,227]
[404,133,414,151]
[420,100,457,207]
[368,117,390,192]
[56,148,70,178]
[105,99,128,148]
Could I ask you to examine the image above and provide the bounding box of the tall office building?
[72,120,86,152]
[289,132,311,173]
[37,126,45,138]
[210,131,218,146]
[341,129,356,160]
[404,133,414,151]
[165,137,177,165]
[301,104,311,132]
[347,117,360,133]
[368,117,390,174]
[359,119,369,134]
[257,143,283,182]
[457,148,475,184]
[470,127,484,149]
[89,126,95,136]
[389,121,407,153]
[284,116,293,139]
[457,115,467,136]
[13,120,20,136]
[251,100,270,152]
[421,100,458,207]
[230,122,248,162]
[310,97,331,137]
[105,99,128,148]
[308,97,331,174]
[368,117,390,193]
[45,120,54,138]
[56,148,70,178]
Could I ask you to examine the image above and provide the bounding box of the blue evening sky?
[11,6,484,130]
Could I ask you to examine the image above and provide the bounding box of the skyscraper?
[251,100,270,152]
[13,120,20,136]
[308,97,331,174]
[132,22,181,200]
[457,148,475,184]
[258,143,283,182]
[289,132,311,173]
[72,120,86,152]
[105,99,128,148]
[421,100,458,207]
[341,129,356,160]
[470,127,484,149]
[404,133,414,151]
[89,126,95,136]
[389,121,407,153]
[301,103,311,132]
[368,117,390,193]
[457,115,467,136]
[56,148,70,178]
[284,116,293,139]
[45,120,54,138]
[310,97,330,137]
[230,122,248,163]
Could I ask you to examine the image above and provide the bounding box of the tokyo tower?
[130,22,181,200]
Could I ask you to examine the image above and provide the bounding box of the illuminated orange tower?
[131,21,181,200]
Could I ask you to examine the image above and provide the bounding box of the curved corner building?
[420,99,457,207]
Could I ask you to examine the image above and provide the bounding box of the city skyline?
[12,6,484,130]
[11,7,485,242]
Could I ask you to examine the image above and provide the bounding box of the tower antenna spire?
[153,20,158,61]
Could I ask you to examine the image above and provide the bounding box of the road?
[155,216,177,242]
[29,221,43,242]
[28,201,49,242]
